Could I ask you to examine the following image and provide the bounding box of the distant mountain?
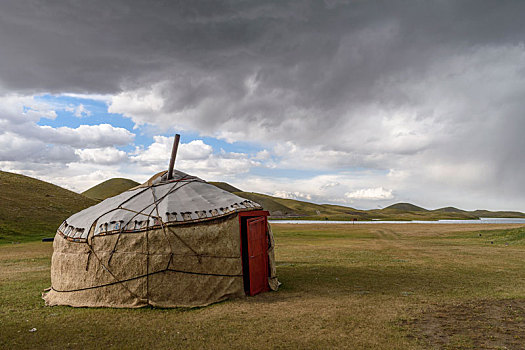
[208,183,525,220]
[471,210,525,218]
[82,178,139,201]
[0,170,96,243]
[434,206,465,213]
[252,194,368,219]
[384,203,427,212]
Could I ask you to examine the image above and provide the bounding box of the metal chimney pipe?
[167,134,180,180]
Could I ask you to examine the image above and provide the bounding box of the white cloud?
[0,94,134,148]
[235,172,398,208]
[0,132,78,163]
[0,93,138,191]
[320,181,340,190]
[66,103,92,118]
[36,124,134,148]
[273,191,312,201]
[75,147,128,165]
[130,136,259,180]
[108,84,166,128]
[345,187,394,201]
[254,149,271,160]
[0,132,43,160]
[130,137,213,165]
[181,140,213,160]
[0,94,57,123]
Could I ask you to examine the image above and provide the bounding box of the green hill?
[0,171,96,243]
[233,192,300,218]
[384,203,427,212]
[82,178,139,201]
[434,206,465,213]
[471,210,525,218]
[232,192,373,220]
[208,182,242,193]
[258,195,368,220]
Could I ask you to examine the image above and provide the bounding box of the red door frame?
[238,210,270,296]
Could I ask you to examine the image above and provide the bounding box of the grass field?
[2,223,525,349]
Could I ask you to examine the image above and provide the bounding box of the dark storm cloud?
[0,0,523,94]
[1,0,525,209]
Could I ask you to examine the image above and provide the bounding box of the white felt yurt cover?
[59,170,261,242]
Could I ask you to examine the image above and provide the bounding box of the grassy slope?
[384,203,427,211]
[434,206,464,213]
[82,178,139,201]
[0,171,96,243]
[3,223,525,349]
[208,181,242,193]
[470,209,525,218]
[233,192,300,217]
[206,182,525,220]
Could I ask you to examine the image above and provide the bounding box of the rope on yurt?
[50,268,243,293]
[83,242,142,299]
[146,218,149,303]
[85,251,91,271]
[107,178,198,264]
[148,180,202,259]
[150,184,176,255]
[166,253,173,270]
[55,177,222,298]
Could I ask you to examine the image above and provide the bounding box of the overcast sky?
[0,0,524,211]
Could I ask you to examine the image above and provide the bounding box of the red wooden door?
[246,217,269,295]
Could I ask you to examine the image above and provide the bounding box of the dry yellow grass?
[1,223,525,349]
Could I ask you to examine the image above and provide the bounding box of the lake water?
[269,218,525,225]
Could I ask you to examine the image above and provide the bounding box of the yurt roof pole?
[167,134,180,180]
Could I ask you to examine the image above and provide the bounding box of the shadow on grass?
[274,263,524,300]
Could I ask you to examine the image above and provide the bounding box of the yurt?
[43,135,279,308]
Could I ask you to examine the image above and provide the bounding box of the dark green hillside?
[373,206,478,221]
[470,210,525,219]
[0,171,96,243]
[268,196,366,220]
[384,203,427,212]
[435,207,465,213]
[234,192,299,217]
[209,182,242,193]
[211,182,525,221]
[318,204,372,219]
[235,193,371,220]
[82,178,139,201]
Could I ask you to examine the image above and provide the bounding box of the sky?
[0,0,524,211]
